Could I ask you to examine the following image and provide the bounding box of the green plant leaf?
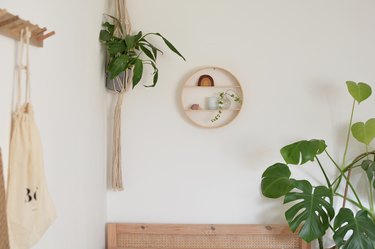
[153,71,159,85]
[334,208,375,249]
[101,21,115,35]
[261,163,295,198]
[107,40,127,55]
[125,32,142,50]
[144,62,159,88]
[140,40,163,57]
[132,58,143,88]
[99,30,111,42]
[153,33,186,61]
[140,44,155,61]
[108,55,129,79]
[134,31,143,42]
[346,81,372,104]
[280,139,327,165]
[152,46,158,60]
[361,160,375,188]
[284,180,334,243]
[351,119,375,145]
[125,34,136,49]
[101,27,185,89]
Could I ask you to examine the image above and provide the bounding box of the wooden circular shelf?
[181,66,243,128]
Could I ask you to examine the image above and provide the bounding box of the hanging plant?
[100,16,185,89]
[99,3,185,191]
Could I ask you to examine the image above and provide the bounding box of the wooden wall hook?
[32,27,47,37]
[36,31,55,41]
[0,8,55,47]
[0,9,8,18]
[0,16,19,27]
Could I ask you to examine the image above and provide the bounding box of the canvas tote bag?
[0,149,10,249]
[7,28,56,249]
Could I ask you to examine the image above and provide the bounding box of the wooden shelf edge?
[0,8,55,47]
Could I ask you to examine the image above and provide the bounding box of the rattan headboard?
[107,223,310,249]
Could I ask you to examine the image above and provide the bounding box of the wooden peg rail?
[0,8,55,47]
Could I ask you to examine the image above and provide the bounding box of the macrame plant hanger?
[112,0,132,191]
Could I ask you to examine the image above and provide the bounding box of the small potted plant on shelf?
[211,89,242,122]
[260,81,375,249]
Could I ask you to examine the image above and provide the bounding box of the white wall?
[1,1,375,249]
[0,0,107,249]
[107,0,375,231]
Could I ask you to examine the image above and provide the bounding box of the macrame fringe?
[111,70,132,191]
[111,0,132,191]
[112,92,125,191]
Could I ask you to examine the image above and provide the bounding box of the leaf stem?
[344,176,363,207]
[368,145,374,213]
[342,151,375,172]
[335,100,355,194]
[342,99,356,168]
[332,151,375,194]
[325,150,340,168]
[329,153,364,207]
[341,169,352,208]
[325,151,344,191]
[335,193,362,209]
[318,237,324,249]
[316,156,331,188]
[370,178,374,213]
[336,191,375,220]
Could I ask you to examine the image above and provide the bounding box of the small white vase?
[207,97,218,110]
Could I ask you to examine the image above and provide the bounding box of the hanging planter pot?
[106,71,126,92]
[100,0,185,191]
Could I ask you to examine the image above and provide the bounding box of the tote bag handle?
[16,27,31,108]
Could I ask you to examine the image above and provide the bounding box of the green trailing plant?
[211,89,242,122]
[99,15,185,89]
[260,81,375,249]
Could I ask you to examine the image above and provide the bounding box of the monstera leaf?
[361,160,375,188]
[284,180,334,242]
[351,119,375,146]
[280,140,327,165]
[261,163,295,198]
[346,81,372,104]
[334,208,375,249]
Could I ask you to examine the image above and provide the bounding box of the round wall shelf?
[181,66,243,128]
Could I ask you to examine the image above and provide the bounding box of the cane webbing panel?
[0,150,10,249]
[118,234,300,248]
[107,224,310,249]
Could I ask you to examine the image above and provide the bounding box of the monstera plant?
[261,81,375,249]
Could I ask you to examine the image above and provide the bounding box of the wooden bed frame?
[107,223,311,249]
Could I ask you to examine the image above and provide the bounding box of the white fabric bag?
[7,28,56,249]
